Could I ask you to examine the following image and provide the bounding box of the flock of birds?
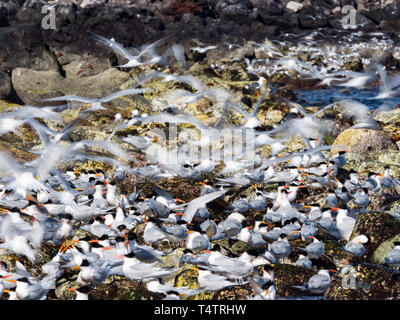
[0,28,400,300]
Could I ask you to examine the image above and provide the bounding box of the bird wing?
[101,88,151,102]
[90,33,137,60]
[42,95,94,103]
[182,190,226,223]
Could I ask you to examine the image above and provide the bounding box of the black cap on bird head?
[80,259,90,267]
[339,151,346,155]
[393,241,400,246]
[77,286,92,294]
[64,214,73,221]
[94,216,104,223]
[125,252,136,258]
[212,244,221,251]
[117,224,127,232]
[17,277,30,283]
[115,236,125,243]
[183,248,194,254]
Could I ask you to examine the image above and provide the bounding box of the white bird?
[293,269,333,294]
[191,45,218,53]
[43,88,150,112]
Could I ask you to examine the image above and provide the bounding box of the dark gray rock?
[0,23,58,73]
[0,6,9,27]
[252,0,284,16]
[0,71,11,99]
[298,13,329,29]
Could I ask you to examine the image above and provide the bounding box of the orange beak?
[5,279,17,284]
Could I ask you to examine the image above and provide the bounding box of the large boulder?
[331,128,398,158]
[0,23,58,73]
[11,67,131,106]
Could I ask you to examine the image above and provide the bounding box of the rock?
[350,211,400,263]
[0,71,11,99]
[89,277,162,300]
[0,6,9,27]
[380,19,400,32]
[331,128,398,158]
[215,0,257,25]
[273,264,316,296]
[11,67,131,106]
[325,263,400,300]
[374,109,400,125]
[372,234,400,265]
[212,239,252,256]
[174,267,201,289]
[0,23,59,73]
[285,1,303,13]
[298,13,329,29]
[252,0,284,16]
[184,284,252,300]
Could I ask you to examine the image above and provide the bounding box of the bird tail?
[292,285,307,291]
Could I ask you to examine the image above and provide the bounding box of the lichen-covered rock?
[174,267,201,289]
[212,239,252,257]
[89,277,162,300]
[184,285,252,300]
[350,212,400,263]
[11,67,131,106]
[273,264,316,296]
[372,235,400,265]
[374,109,400,125]
[331,129,398,158]
[325,263,400,300]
